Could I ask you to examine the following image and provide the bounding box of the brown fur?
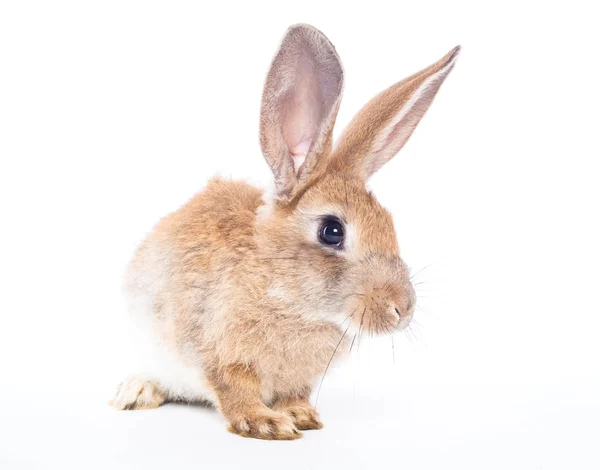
[272,392,323,431]
[113,24,459,440]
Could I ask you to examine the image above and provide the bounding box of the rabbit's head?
[257,25,459,335]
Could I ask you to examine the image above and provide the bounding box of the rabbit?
[110,23,460,440]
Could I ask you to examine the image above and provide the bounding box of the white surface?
[1,1,599,469]
[2,381,597,470]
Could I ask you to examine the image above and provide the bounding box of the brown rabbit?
[111,24,460,440]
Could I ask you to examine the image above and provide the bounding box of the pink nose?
[394,289,415,320]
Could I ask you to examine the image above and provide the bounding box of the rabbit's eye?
[319,219,344,246]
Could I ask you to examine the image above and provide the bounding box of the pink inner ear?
[290,138,312,171]
[260,25,344,191]
[280,55,325,172]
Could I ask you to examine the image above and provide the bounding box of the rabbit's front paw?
[280,404,323,430]
[272,399,324,430]
[228,408,302,440]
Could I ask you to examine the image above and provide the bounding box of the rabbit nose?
[394,296,415,320]
[394,305,407,319]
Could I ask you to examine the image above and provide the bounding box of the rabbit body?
[121,178,345,407]
[111,23,458,439]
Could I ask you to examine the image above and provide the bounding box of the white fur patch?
[131,307,216,404]
[267,282,288,300]
[124,271,218,405]
[256,184,277,222]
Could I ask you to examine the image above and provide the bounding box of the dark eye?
[319,219,344,246]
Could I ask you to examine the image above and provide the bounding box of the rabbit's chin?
[396,313,414,332]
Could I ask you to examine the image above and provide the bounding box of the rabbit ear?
[329,46,460,180]
[260,24,344,198]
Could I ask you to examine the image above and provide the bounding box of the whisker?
[404,328,414,346]
[314,322,351,408]
[342,292,366,300]
[409,322,423,341]
[416,310,436,321]
[414,292,433,297]
[356,307,367,354]
[349,333,358,355]
[381,272,397,292]
[410,264,432,281]
[340,312,355,325]
[408,324,420,343]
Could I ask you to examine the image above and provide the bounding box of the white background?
[1,1,599,469]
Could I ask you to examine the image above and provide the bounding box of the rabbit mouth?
[343,279,416,336]
[345,300,414,336]
[395,308,414,331]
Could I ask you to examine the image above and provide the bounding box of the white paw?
[110,377,165,410]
